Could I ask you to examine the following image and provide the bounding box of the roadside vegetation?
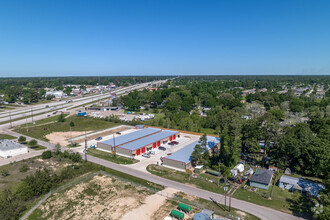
[87,148,139,164]
[0,134,17,140]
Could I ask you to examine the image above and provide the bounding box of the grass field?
[28,145,47,150]
[147,164,226,194]
[87,148,139,164]
[24,114,69,126]
[0,134,17,140]
[14,115,121,141]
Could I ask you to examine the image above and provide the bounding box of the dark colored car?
[171,141,179,145]
[168,142,174,145]
[116,132,121,135]
[95,137,102,141]
[158,146,166,151]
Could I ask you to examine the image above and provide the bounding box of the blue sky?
[0,0,330,77]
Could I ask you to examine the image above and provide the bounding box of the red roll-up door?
[157,141,160,146]
[173,135,176,140]
[170,136,172,141]
[136,149,141,155]
[153,143,157,148]
[141,147,145,153]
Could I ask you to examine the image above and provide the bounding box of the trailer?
[171,210,184,220]
[178,203,191,213]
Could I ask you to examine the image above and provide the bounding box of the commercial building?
[0,139,28,158]
[163,136,220,171]
[115,130,179,157]
[97,127,161,151]
[249,169,273,189]
[45,90,65,98]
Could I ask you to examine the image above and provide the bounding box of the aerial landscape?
[0,1,329,220]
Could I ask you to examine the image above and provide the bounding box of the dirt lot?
[33,175,154,220]
[45,131,90,146]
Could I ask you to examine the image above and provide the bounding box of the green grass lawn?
[25,114,69,126]
[147,164,226,194]
[199,127,218,135]
[14,115,121,141]
[87,148,139,164]
[0,134,17,140]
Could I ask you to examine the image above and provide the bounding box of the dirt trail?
[121,188,178,220]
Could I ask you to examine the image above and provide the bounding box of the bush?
[70,152,81,163]
[1,169,9,177]
[28,139,37,147]
[18,136,26,143]
[19,164,30,173]
[57,114,65,122]
[70,121,75,127]
[42,150,52,159]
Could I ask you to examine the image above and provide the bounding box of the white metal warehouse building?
[163,136,220,171]
[97,128,179,158]
[0,139,28,158]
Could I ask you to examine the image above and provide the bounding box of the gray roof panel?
[100,127,161,147]
[165,136,220,164]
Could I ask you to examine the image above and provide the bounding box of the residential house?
[249,169,273,189]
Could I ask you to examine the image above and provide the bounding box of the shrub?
[42,150,52,159]
[18,136,26,143]
[19,164,30,173]
[1,169,9,177]
[57,114,65,122]
[28,139,37,147]
[70,121,75,127]
[70,152,81,163]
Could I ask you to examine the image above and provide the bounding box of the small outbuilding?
[249,169,273,189]
[0,139,28,158]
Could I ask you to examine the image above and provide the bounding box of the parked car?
[45,105,49,108]
[171,141,179,145]
[47,114,51,117]
[158,146,166,151]
[142,153,150,158]
[168,142,174,146]
[148,151,155,155]
[167,153,172,156]
[116,132,121,135]
[53,111,58,114]
[95,137,102,141]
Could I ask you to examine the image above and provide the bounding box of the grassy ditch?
[147,164,226,194]
[87,148,139,164]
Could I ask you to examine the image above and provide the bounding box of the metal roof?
[119,130,178,151]
[165,136,220,164]
[0,139,27,151]
[279,175,299,185]
[100,127,161,147]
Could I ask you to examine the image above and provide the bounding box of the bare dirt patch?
[35,175,152,220]
[45,131,91,146]
[121,188,178,220]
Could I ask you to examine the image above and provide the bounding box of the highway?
[0,81,165,125]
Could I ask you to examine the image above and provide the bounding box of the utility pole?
[113,133,116,156]
[31,108,34,124]
[84,131,87,163]
[229,193,232,212]
[9,112,12,128]
[70,126,73,145]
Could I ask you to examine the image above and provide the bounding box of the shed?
[279,175,299,190]
[249,169,273,189]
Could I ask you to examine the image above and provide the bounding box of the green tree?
[191,144,203,166]
[70,121,75,127]
[57,114,65,122]
[18,136,26,143]
[42,150,52,159]
[28,139,37,147]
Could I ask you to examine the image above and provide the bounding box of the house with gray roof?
[249,169,273,189]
